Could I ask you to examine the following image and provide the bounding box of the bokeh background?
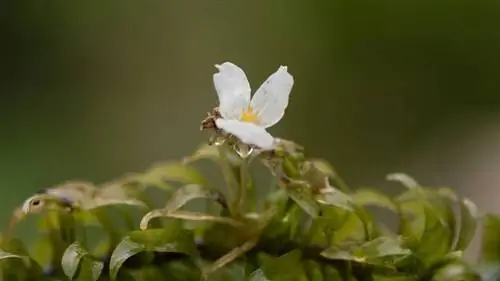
[2,1,500,259]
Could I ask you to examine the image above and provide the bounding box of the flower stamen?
[240,106,259,124]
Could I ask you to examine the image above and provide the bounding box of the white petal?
[215,119,275,149]
[213,62,251,120]
[250,66,294,128]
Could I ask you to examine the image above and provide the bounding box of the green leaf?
[386,173,419,189]
[258,250,309,281]
[321,236,410,267]
[165,184,219,211]
[262,192,302,241]
[249,269,271,281]
[31,236,54,272]
[396,186,457,264]
[61,243,85,280]
[351,188,417,241]
[399,200,453,265]
[480,214,500,263]
[303,260,325,281]
[351,189,397,212]
[143,162,206,187]
[436,191,479,252]
[183,143,242,166]
[83,183,148,210]
[0,250,30,266]
[308,159,335,178]
[331,211,366,245]
[305,207,351,245]
[184,143,220,163]
[315,185,353,211]
[428,261,480,281]
[61,242,103,281]
[0,238,33,280]
[0,237,30,256]
[454,197,478,251]
[109,227,198,281]
[286,181,320,218]
[397,185,477,267]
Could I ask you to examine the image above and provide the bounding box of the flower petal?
[250,66,294,128]
[215,119,275,149]
[213,62,251,120]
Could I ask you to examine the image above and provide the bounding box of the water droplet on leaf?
[234,143,253,158]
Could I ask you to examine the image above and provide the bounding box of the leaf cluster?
[0,139,495,281]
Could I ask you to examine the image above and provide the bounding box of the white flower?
[213,62,294,149]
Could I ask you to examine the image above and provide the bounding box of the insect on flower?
[212,62,294,150]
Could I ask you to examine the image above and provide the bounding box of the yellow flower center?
[240,106,259,124]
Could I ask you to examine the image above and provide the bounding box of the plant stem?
[217,145,239,217]
[238,156,249,214]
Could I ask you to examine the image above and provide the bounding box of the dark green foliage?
[0,140,496,281]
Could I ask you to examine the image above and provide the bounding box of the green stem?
[238,156,249,214]
[217,145,239,216]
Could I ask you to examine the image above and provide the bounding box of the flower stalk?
[216,144,241,217]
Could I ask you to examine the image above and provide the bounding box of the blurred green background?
[2,1,500,257]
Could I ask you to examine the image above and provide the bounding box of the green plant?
[0,62,495,281]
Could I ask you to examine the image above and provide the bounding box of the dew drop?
[234,143,254,158]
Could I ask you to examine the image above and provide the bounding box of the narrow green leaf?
[61,243,85,280]
[183,143,242,166]
[109,228,198,280]
[79,258,104,281]
[315,186,353,211]
[285,205,304,240]
[386,173,419,189]
[430,187,479,252]
[0,250,30,265]
[82,183,148,210]
[286,182,320,218]
[321,236,410,267]
[144,162,206,187]
[61,242,103,281]
[453,197,478,251]
[351,189,397,212]
[308,159,335,178]
[109,237,143,281]
[165,184,218,211]
[184,143,220,163]
[480,214,500,263]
